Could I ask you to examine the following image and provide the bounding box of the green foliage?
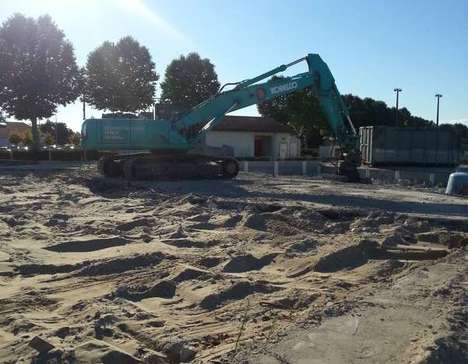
[39,119,74,145]
[23,130,33,146]
[160,52,220,109]
[439,122,468,146]
[0,13,81,151]
[342,94,434,128]
[8,133,21,145]
[258,76,327,148]
[85,36,158,112]
[44,133,54,146]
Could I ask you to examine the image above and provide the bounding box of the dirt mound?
[161,238,218,249]
[117,218,154,232]
[262,290,321,310]
[173,267,211,283]
[314,239,450,273]
[381,226,416,247]
[417,230,467,248]
[314,240,379,273]
[197,256,223,268]
[199,281,282,310]
[16,262,83,276]
[76,252,168,276]
[422,335,468,364]
[45,236,132,252]
[242,212,303,235]
[242,213,268,230]
[222,253,278,273]
[286,239,319,254]
[115,280,176,301]
[318,208,361,221]
[74,339,146,364]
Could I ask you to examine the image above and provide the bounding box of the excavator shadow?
[84,176,254,199]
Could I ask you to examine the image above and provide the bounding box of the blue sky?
[1,0,467,131]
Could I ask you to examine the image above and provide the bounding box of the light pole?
[435,94,442,126]
[394,88,402,126]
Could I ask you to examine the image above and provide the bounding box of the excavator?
[81,53,360,181]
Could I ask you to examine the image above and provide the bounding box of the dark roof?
[211,115,295,134]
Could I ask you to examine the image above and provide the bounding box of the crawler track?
[98,153,240,180]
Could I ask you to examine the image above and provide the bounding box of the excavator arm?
[174,54,358,154]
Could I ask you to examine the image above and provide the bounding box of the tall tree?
[160,52,220,109]
[39,119,74,145]
[0,13,81,152]
[85,36,158,112]
[258,77,327,148]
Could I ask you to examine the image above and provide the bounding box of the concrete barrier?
[240,160,453,186]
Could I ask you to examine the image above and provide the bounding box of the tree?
[342,94,434,129]
[0,13,81,152]
[39,119,74,145]
[23,130,33,146]
[8,133,21,145]
[258,76,327,148]
[160,52,220,109]
[85,36,158,112]
[44,133,54,147]
[69,132,81,146]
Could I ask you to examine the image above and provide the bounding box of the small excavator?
[81,53,360,180]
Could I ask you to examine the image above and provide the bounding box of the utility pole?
[435,94,442,126]
[55,114,58,145]
[394,88,402,126]
[82,97,86,120]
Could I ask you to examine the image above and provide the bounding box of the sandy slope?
[0,165,466,363]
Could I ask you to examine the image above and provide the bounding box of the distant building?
[0,121,31,147]
[205,115,300,159]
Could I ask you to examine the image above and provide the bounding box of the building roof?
[0,121,31,138]
[211,115,295,134]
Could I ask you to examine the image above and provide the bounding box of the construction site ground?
[0,164,466,363]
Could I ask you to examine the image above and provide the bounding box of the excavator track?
[98,154,239,180]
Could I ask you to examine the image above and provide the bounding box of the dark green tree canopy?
[39,119,74,145]
[342,94,433,129]
[160,52,220,109]
[85,36,158,112]
[258,76,327,148]
[0,13,81,150]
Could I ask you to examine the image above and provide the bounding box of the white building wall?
[205,131,255,157]
[205,131,300,159]
[272,133,301,159]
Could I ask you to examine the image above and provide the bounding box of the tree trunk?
[31,117,40,156]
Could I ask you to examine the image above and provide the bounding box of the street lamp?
[394,88,402,126]
[435,94,442,126]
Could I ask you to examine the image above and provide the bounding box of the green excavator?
[81,53,360,180]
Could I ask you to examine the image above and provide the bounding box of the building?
[0,121,31,147]
[205,115,300,159]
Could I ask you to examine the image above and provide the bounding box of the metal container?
[360,126,461,166]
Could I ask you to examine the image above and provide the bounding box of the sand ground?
[0,164,466,363]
